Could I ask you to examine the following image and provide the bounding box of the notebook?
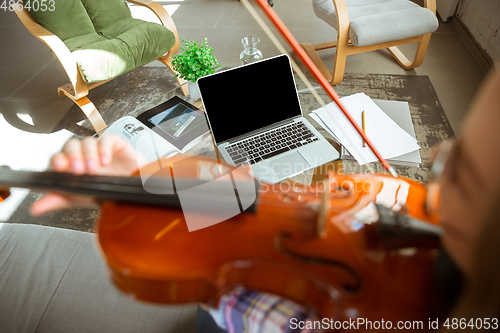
[341,99,421,167]
[311,93,421,166]
[197,54,339,183]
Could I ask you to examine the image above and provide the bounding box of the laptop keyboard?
[225,122,319,166]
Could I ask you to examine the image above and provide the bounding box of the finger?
[30,193,72,216]
[62,139,85,174]
[98,134,126,166]
[50,152,71,172]
[98,134,140,166]
[30,193,94,216]
[81,137,101,174]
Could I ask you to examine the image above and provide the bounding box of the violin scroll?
[0,166,11,202]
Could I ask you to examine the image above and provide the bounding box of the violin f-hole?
[274,233,363,293]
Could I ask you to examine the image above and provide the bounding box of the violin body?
[96,155,445,327]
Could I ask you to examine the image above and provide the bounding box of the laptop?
[197,54,339,183]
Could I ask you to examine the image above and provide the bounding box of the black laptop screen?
[197,55,302,144]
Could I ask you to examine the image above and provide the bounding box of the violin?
[0,2,448,327]
[0,155,446,329]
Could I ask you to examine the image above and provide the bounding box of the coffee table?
[102,74,349,185]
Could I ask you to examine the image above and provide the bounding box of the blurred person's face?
[438,70,500,275]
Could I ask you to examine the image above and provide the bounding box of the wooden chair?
[301,0,438,85]
[14,0,188,134]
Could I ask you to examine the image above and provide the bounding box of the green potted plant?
[172,38,222,99]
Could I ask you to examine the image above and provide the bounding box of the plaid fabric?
[209,290,318,333]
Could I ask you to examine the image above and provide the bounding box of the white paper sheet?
[312,93,420,165]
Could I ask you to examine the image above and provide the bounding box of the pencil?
[362,111,366,147]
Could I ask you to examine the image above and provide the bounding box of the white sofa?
[0,223,198,333]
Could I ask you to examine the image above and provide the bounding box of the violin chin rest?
[366,204,442,250]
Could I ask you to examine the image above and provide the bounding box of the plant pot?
[187,81,201,99]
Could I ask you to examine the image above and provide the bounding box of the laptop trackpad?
[268,152,310,179]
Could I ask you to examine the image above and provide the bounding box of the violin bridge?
[316,171,332,238]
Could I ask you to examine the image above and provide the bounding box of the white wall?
[457,0,500,63]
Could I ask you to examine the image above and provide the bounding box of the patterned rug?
[6,68,454,232]
[299,73,455,184]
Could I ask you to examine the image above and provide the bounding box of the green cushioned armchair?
[14,0,188,133]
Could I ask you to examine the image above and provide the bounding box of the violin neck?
[0,166,184,208]
[0,167,258,213]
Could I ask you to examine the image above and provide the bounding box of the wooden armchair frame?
[14,0,188,134]
[300,0,436,85]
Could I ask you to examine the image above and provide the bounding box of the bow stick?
[250,0,398,177]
